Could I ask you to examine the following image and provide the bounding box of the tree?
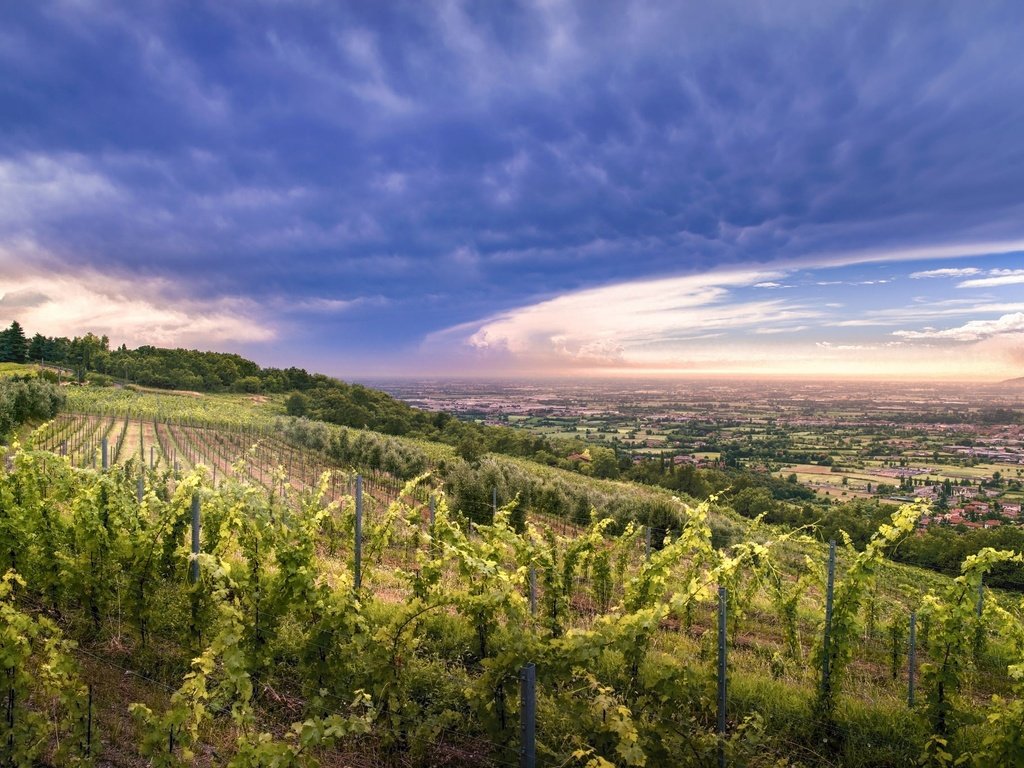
[235,376,262,393]
[731,487,776,519]
[69,333,106,382]
[0,321,28,363]
[28,333,46,362]
[285,392,310,417]
[589,446,620,479]
[456,435,486,463]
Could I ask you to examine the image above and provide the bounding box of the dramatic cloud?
[1,1,1023,377]
[426,247,1024,378]
[428,268,816,366]
[0,245,275,347]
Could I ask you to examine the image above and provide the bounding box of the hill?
[5,328,1024,592]
[0,378,1021,766]
[14,325,593,467]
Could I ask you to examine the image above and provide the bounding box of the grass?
[0,361,39,376]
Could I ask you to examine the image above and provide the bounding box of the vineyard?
[32,411,406,509]
[3,409,1024,767]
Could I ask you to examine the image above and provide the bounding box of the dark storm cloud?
[1,0,1023,366]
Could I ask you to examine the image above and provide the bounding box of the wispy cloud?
[276,296,389,314]
[816,341,871,351]
[910,267,981,279]
[831,302,1024,327]
[754,325,808,335]
[893,312,1024,341]
[958,269,1024,288]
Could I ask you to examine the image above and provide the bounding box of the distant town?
[375,378,1024,531]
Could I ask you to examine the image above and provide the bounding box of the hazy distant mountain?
[1001,376,1024,385]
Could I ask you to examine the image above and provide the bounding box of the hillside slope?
[6,411,1024,766]
[18,329,591,467]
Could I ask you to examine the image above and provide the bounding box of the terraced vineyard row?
[5,434,1024,767]
[33,412,406,508]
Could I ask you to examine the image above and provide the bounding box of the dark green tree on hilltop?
[0,321,29,363]
[28,333,46,362]
[69,333,108,383]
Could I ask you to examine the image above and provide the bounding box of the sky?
[1,1,1024,381]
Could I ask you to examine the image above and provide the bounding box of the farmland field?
[379,378,1024,515]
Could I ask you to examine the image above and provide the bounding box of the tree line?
[5,320,597,468]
